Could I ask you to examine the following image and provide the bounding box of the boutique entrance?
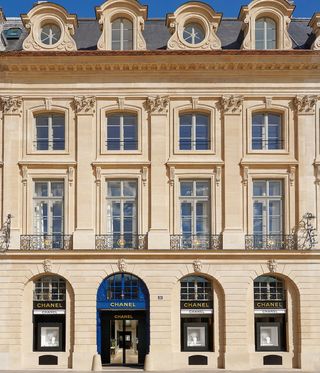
[97,273,150,367]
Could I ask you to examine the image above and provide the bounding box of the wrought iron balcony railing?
[95,234,146,250]
[252,139,284,150]
[20,235,73,250]
[170,234,222,250]
[245,234,297,250]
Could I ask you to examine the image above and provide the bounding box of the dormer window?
[40,23,62,46]
[183,23,205,45]
[255,17,276,50]
[111,18,133,50]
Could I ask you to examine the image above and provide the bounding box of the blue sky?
[1,0,319,18]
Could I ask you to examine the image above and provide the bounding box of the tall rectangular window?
[179,113,210,150]
[35,114,65,151]
[180,180,210,240]
[253,180,283,247]
[33,181,64,248]
[252,113,282,150]
[106,180,137,248]
[255,18,277,50]
[106,114,138,151]
[111,18,133,51]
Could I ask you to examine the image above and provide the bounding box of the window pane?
[108,181,121,197]
[196,182,209,197]
[51,182,64,197]
[269,181,281,196]
[253,181,266,196]
[181,182,193,196]
[123,181,137,197]
[35,182,48,197]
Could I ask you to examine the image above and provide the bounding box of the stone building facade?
[1,0,320,371]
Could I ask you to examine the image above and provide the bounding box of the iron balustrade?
[34,140,65,151]
[95,234,146,250]
[179,140,211,150]
[105,140,138,151]
[245,234,297,250]
[252,139,284,150]
[20,235,73,250]
[170,234,222,250]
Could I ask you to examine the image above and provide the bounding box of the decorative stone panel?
[96,0,147,51]
[21,3,77,51]
[166,2,222,50]
[239,0,294,50]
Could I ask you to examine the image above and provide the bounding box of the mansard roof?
[1,17,313,52]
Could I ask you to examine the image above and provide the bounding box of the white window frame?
[255,17,277,50]
[34,276,66,301]
[34,113,65,151]
[111,17,133,51]
[252,112,282,150]
[179,113,210,151]
[105,113,138,151]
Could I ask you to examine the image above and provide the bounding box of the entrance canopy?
[97,273,149,311]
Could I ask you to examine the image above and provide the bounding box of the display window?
[37,322,63,351]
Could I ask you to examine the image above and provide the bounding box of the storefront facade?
[1,0,320,371]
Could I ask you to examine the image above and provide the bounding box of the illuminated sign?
[181,301,213,310]
[254,301,285,309]
[33,301,66,310]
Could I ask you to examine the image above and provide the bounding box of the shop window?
[255,17,277,50]
[180,276,213,352]
[252,113,282,150]
[254,276,286,352]
[179,113,210,150]
[33,276,66,352]
[106,180,137,249]
[35,114,65,151]
[33,180,64,249]
[111,18,133,50]
[252,180,283,249]
[106,113,138,151]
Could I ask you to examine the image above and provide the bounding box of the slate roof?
[1,17,314,51]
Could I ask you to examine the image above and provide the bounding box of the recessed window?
[252,113,282,150]
[179,113,210,150]
[112,18,133,50]
[3,28,22,40]
[255,17,277,50]
[34,276,66,301]
[35,114,65,151]
[106,113,137,151]
[40,23,62,45]
[183,23,205,45]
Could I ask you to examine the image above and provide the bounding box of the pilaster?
[72,96,96,249]
[145,96,170,250]
[220,95,245,250]
[0,96,23,249]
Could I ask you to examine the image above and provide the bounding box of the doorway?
[100,311,148,366]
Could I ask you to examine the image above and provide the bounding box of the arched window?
[105,273,143,300]
[106,113,138,150]
[254,275,286,352]
[180,276,213,351]
[111,18,133,50]
[33,276,66,352]
[179,113,210,150]
[255,17,277,50]
[252,113,282,150]
[35,113,65,151]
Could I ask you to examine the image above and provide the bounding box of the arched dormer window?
[255,17,277,50]
[111,17,133,50]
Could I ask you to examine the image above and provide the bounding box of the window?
[3,28,22,40]
[254,276,285,302]
[180,181,210,241]
[106,113,138,151]
[34,276,66,301]
[33,181,64,249]
[106,273,141,300]
[253,180,283,249]
[255,17,277,50]
[40,23,62,46]
[252,113,282,150]
[180,275,213,352]
[35,114,65,151]
[106,180,137,248]
[111,18,133,50]
[183,23,205,45]
[179,113,210,150]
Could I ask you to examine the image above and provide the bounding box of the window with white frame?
[180,180,210,239]
[106,180,137,248]
[253,180,283,241]
[111,18,133,50]
[181,276,212,301]
[106,113,138,151]
[33,181,64,248]
[252,113,282,150]
[34,276,66,301]
[179,113,210,150]
[35,114,65,151]
[255,17,277,50]
[254,276,285,301]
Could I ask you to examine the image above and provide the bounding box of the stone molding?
[72,96,96,115]
[0,96,23,115]
[145,96,169,115]
[96,0,147,51]
[220,95,243,115]
[21,3,77,52]
[239,0,294,50]
[294,95,317,114]
[309,13,320,50]
[166,2,222,50]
